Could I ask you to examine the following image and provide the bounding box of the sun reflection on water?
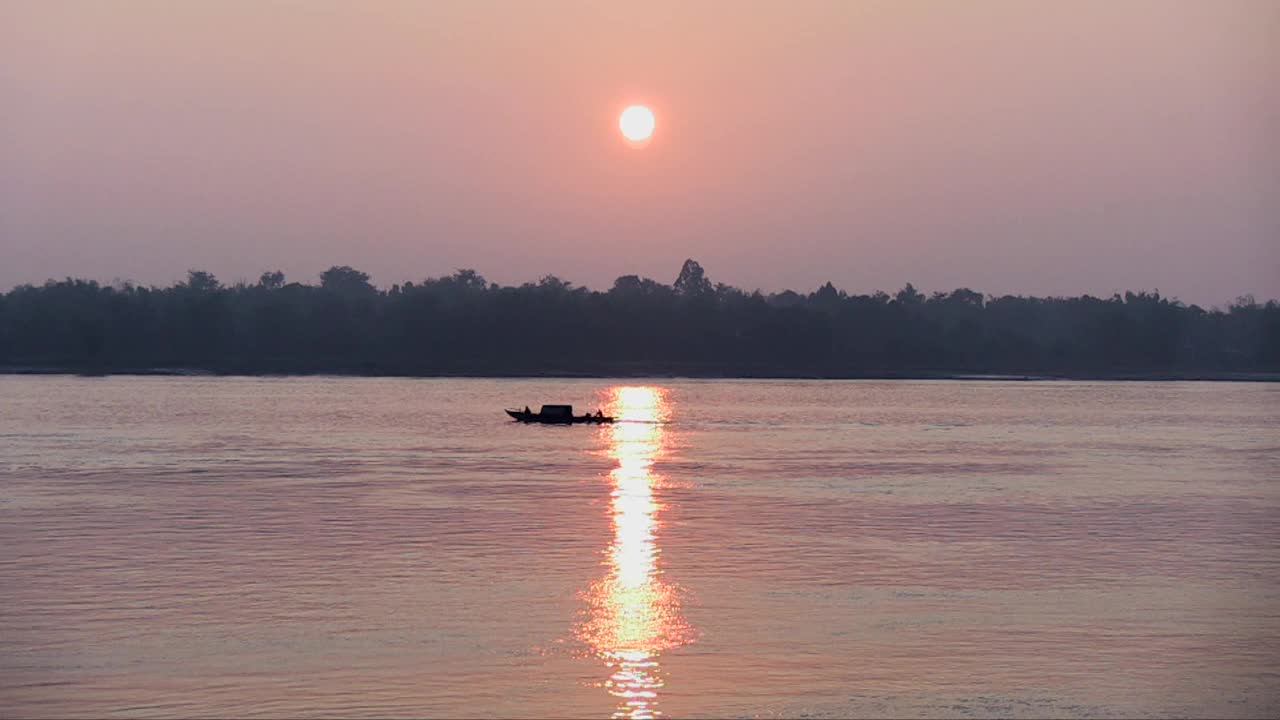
[578,386,692,720]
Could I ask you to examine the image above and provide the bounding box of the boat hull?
[505,409,613,424]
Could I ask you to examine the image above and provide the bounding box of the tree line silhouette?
[1,260,1276,377]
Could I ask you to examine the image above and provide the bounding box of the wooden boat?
[505,404,613,424]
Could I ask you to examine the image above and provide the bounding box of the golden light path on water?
[578,387,692,720]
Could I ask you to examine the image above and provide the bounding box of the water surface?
[1,377,1277,718]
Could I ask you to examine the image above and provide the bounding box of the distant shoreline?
[7,265,1275,383]
[4,366,1278,383]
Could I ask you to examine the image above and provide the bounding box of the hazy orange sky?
[2,0,1277,305]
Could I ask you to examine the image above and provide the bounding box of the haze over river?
[1,377,1277,718]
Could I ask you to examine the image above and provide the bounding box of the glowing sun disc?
[619,105,655,143]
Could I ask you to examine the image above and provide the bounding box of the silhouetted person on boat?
[524,406,531,414]
[595,409,604,418]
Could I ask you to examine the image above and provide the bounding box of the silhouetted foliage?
[1,260,1276,377]
[673,259,713,297]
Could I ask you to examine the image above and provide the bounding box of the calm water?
[1,377,1277,718]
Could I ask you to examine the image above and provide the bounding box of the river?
[1,377,1276,718]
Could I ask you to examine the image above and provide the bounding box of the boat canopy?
[539,405,573,418]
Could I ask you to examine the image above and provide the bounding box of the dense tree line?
[1,260,1276,377]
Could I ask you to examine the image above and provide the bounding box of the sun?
[619,105,655,145]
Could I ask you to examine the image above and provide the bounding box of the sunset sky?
[2,0,1277,306]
